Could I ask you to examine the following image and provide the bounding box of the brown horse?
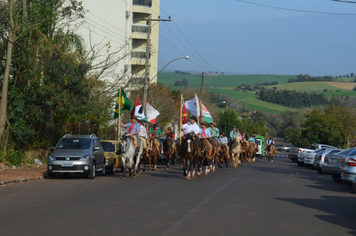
[248,142,258,163]
[217,143,229,170]
[229,136,241,168]
[266,144,276,163]
[240,140,249,165]
[181,133,199,179]
[163,133,177,170]
[201,138,215,175]
[147,137,161,171]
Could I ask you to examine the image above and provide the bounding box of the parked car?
[313,148,342,173]
[322,148,356,183]
[47,134,106,179]
[291,144,335,166]
[277,145,290,152]
[101,140,121,174]
[303,148,334,167]
[341,151,356,186]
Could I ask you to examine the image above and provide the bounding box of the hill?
[157,72,356,114]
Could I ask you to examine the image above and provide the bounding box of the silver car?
[47,134,106,179]
[304,148,335,166]
[322,148,356,183]
[313,148,342,174]
[341,150,356,186]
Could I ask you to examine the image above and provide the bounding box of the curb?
[0,176,44,187]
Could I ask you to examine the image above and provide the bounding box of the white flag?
[146,101,160,124]
[184,97,200,116]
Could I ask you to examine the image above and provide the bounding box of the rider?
[219,133,228,144]
[138,120,149,148]
[149,124,162,139]
[200,122,211,139]
[240,131,248,141]
[248,135,255,143]
[209,122,220,147]
[229,126,240,140]
[119,116,141,152]
[185,115,202,149]
[166,127,175,139]
[266,137,275,146]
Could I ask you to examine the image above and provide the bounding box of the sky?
[156,0,356,76]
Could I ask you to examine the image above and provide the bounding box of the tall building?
[78,0,161,87]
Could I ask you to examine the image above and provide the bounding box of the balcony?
[133,0,152,7]
[132,25,148,34]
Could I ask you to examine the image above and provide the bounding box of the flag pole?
[195,94,200,126]
[179,94,183,144]
[118,83,122,141]
[200,100,204,123]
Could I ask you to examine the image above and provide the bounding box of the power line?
[331,0,356,3]
[236,0,356,15]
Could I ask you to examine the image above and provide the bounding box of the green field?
[158,72,353,114]
[264,82,346,92]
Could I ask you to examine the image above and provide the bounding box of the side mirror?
[50,146,55,151]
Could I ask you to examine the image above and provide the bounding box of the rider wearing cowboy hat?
[149,124,162,139]
[119,116,141,151]
[200,121,211,139]
[166,127,175,139]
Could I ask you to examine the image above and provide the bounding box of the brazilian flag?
[114,88,132,119]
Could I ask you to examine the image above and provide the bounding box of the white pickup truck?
[289,144,335,166]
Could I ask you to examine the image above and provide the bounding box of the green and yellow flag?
[114,88,132,119]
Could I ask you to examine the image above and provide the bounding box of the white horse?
[120,134,143,179]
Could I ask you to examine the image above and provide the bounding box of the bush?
[6,149,23,166]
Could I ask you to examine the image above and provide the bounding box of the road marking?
[162,167,251,235]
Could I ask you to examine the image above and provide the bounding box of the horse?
[181,133,199,179]
[208,138,220,172]
[139,137,150,174]
[229,136,241,168]
[240,140,249,165]
[248,142,258,163]
[217,143,230,170]
[147,137,161,171]
[163,133,177,170]
[266,144,276,163]
[120,134,143,179]
[201,138,215,175]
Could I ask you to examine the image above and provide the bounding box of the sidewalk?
[0,164,47,186]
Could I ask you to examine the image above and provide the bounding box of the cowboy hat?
[190,115,197,121]
[131,115,138,119]
[211,122,217,127]
[201,121,208,126]
[167,127,172,130]
[153,124,158,128]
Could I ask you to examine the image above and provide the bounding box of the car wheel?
[88,162,96,179]
[332,174,342,183]
[110,165,115,175]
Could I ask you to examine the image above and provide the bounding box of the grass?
[263,82,346,92]
[157,72,355,114]
[240,97,296,114]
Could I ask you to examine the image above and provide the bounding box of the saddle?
[128,135,138,149]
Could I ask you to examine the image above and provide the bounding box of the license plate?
[329,159,337,163]
[61,162,73,167]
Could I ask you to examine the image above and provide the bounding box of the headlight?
[105,159,109,163]
[80,155,90,161]
[49,155,56,161]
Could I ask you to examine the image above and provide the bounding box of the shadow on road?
[277,196,356,236]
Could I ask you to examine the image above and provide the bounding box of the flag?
[184,97,200,117]
[182,98,187,124]
[114,88,132,119]
[146,101,160,124]
[131,97,147,121]
[201,102,213,123]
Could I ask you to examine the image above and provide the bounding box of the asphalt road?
[1,154,356,236]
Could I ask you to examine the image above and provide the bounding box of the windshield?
[101,142,116,152]
[56,138,91,149]
[338,148,356,155]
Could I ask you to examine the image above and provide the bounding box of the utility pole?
[143,16,171,119]
[200,72,204,97]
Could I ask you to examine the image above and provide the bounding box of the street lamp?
[150,56,189,82]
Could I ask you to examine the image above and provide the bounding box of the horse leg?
[183,158,187,178]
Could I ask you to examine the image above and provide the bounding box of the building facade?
[78,0,160,87]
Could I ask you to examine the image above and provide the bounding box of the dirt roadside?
[0,164,48,186]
